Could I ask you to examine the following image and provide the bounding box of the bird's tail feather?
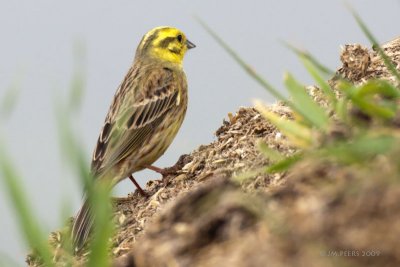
[71,198,94,250]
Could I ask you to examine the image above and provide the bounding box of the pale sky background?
[0,0,399,265]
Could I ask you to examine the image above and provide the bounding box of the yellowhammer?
[72,26,195,248]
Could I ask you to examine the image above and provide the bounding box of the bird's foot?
[145,155,188,184]
[146,165,179,177]
[146,154,193,186]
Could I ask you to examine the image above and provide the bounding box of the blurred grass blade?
[233,167,265,182]
[352,96,395,119]
[284,72,330,129]
[0,146,54,267]
[349,7,400,84]
[339,81,396,119]
[286,44,339,114]
[59,197,74,259]
[318,134,396,164]
[356,79,400,98]
[265,154,302,173]
[0,79,21,120]
[336,98,349,123]
[255,101,312,148]
[87,180,113,267]
[196,17,287,101]
[299,55,337,104]
[69,70,85,112]
[54,98,91,190]
[234,153,302,180]
[235,141,296,181]
[53,56,113,264]
[257,139,284,162]
[69,40,86,112]
[283,42,335,76]
[198,17,332,130]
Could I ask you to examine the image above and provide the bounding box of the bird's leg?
[129,175,147,197]
[146,165,166,175]
[146,164,180,178]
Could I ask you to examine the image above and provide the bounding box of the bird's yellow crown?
[136,26,195,65]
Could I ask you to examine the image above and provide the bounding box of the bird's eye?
[177,35,183,43]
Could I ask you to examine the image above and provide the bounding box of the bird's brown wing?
[91,66,180,179]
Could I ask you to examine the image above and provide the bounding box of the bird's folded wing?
[91,69,179,178]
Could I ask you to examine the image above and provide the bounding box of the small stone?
[173,222,190,235]
[175,173,188,181]
[182,161,194,172]
[197,172,213,181]
[118,213,126,225]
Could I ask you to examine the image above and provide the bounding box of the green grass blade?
[0,147,54,267]
[340,82,396,119]
[255,101,313,148]
[54,99,91,190]
[197,17,332,130]
[335,98,349,123]
[234,154,302,179]
[87,180,113,267]
[283,42,335,76]
[265,153,302,173]
[69,40,86,112]
[356,79,400,98]
[318,134,396,164]
[284,72,330,129]
[0,80,20,120]
[233,168,265,182]
[352,97,395,119]
[53,46,113,264]
[196,17,287,101]
[257,139,285,162]
[234,141,297,181]
[55,98,113,265]
[300,55,337,104]
[349,7,400,84]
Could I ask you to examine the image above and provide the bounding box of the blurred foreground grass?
[0,43,113,267]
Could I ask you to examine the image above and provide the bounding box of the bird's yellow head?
[136,26,195,65]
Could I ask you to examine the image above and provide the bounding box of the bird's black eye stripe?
[177,34,183,43]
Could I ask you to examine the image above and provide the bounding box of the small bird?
[72,26,195,249]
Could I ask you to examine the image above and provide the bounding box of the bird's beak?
[186,39,196,49]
